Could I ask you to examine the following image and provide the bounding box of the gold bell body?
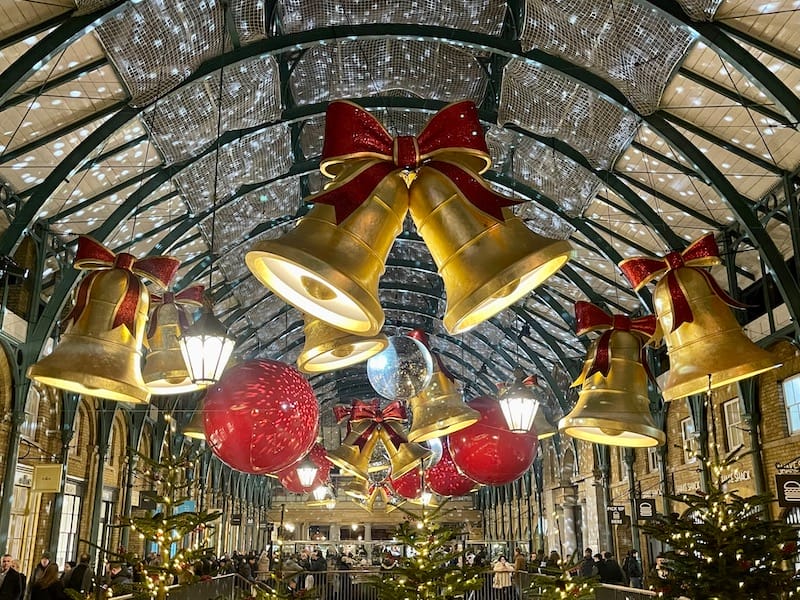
[559,331,665,447]
[409,166,573,334]
[245,160,408,336]
[656,267,781,400]
[143,302,202,395]
[296,315,388,374]
[28,268,151,404]
[407,359,479,443]
[326,424,382,481]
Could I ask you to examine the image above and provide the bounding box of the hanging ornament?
[327,399,430,480]
[276,444,332,494]
[390,466,423,500]
[297,315,389,373]
[427,436,478,497]
[28,236,180,404]
[422,436,444,469]
[143,284,205,395]
[449,395,537,486]
[559,301,665,447]
[204,359,319,474]
[405,329,479,442]
[496,373,558,439]
[619,233,780,400]
[366,335,434,400]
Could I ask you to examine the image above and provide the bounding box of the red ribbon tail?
[382,422,408,449]
[65,272,97,326]
[700,270,749,310]
[586,330,614,379]
[112,271,143,332]
[311,162,397,224]
[351,423,377,451]
[427,161,520,221]
[667,270,694,332]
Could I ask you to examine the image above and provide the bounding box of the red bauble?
[448,395,537,485]
[391,467,422,500]
[427,437,477,496]
[204,359,319,474]
[277,444,332,494]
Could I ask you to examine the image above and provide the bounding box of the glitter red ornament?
[428,436,477,496]
[448,395,538,485]
[204,359,319,474]
[391,467,423,500]
[277,443,331,494]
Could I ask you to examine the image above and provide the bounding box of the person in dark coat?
[0,555,23,600]
[29,564,66,600]
[102,563,131,596]
[597,552,625,584]
[63,554,93,595]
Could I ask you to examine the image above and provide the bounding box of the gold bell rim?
[558,419,665,448]
[663,359,781,401]
[407,413,479,443]
[144,372,206,395]
[444,240,573,334]
[246,244,384,336]
[297,335,389,374]
[28,366,150,404]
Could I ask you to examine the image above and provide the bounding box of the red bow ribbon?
[618,233,746,331]
[147,284,205,338]
[333,399,408,450]
[312,100,520,223]
[574,301,657,379]
[67,236,180,332]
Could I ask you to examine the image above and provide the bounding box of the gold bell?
[532,405,557,440]
[655,267,781,401]
[409,166,573,333]
[327,427,381,481]
[407,355,479,443]
[559,331,666,447]
[182,400,206,440]
[245,160,408,336]
[296,315,389,374]
[29,265,153,404]
[344,478,369,500]
[143,300,203,395]
[380,427,432,480]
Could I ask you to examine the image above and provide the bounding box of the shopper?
[0,555,23,600]
[29,564,66,600]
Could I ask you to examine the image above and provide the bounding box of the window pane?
[723,399,745,451]
[784,375,800,434]
[682,417,696,464]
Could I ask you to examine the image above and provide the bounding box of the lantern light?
[296,458,319,488]
[498,368,541,433]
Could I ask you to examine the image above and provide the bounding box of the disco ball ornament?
[367,335,434,399]
[428,436,477,496]
[204,359,319,474]
[277,443,332,494]
[423,436,444,469]
[391,467,422,500]
[449,395,537,486]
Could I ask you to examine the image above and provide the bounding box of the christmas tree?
[639,450,799,600]
[527,552,598,600]
[119,423,221,600]
[368,502,483,600]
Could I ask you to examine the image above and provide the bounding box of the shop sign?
[776,474,800,507]
[607,505,625,525]
[776,457,800,474]
[675,480,701,493]
[635,498,657,520]
[32,464,62,493]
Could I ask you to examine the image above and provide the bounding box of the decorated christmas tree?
[527,553,599,600]
[368,503,483,600]
[639,450,799,600]
[119,424,221,600]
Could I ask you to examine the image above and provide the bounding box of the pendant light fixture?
[178,3,235,385]
[498,368,542,433]
[295,457,319,488]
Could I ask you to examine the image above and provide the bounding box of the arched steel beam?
[643,0,800,123]
[0,0,132,105]
[714,22,800,71]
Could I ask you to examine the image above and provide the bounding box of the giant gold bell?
[28,268,151,404]
[409,166,574,334]
[297,315,389,374]
[407,358,479,443]
[143,301,203,395]
[245,161,408,336]
[532,405,557,440]
[559,331,665,447]
[326,427,381,481]
[656,267,781,401]
[380,428,432,480]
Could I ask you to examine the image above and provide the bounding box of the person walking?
[578,548,596,578]
[0,555,23,600]
[597,552,625,585]
[622,550,643,588]
[512,548,526,595]
[29,564,66,600]
[492,556,514,600]
[63,554,93,596]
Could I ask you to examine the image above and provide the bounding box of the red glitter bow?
[67,236,180,332]
[312,100,520,223]
[618,233,746,331]
[333,399,408,450]
[575,301,657,378]
[147,284,205,339]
